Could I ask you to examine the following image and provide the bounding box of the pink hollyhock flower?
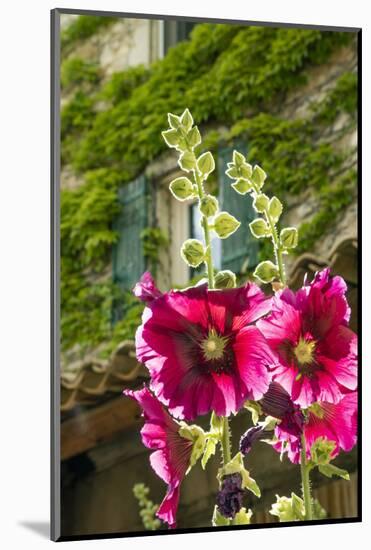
[124,386,193,528]
[133,271,162,303]
[135,277,276,420]
[257,268,357,407]
[255,382,357,464]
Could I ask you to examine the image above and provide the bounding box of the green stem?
[194,170,214,289]
[251,183,286,286]
[300,434,313,520]
[221,416,231,465]
[265,209,286,285]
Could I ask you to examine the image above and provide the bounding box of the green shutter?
[218,146,258,274]
[112,174,148,296]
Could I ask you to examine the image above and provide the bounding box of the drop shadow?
[18,521,50,539]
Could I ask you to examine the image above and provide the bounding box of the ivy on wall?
[60,18,357,355]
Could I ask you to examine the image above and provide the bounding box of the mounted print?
[51,8,361,542]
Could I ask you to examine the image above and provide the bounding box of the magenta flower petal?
[261,383,358,464]
[134,278,274,420]
[133,272,162,303]
[124,387,192,527]
[257,269,357,407]
[156,484,180,528]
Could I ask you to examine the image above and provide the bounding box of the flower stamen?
[200,328,229,361]
[294,338,316,366]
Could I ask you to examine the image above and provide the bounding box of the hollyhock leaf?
[169,177,194,201]
[269,196,283,222]
[162,129,179,148]
[234,507,253,525]
[212,506,230,526]
[187,125,201,148]
[318,464,350,480]
[251,165,267,189]
[214,212,241,239]
[180,108,193,131]
[201,438,217,469]
[168,112,182,129]
[197,151,215,177]
[231,178,253,195]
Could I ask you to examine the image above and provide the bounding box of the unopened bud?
[251,165,267,189]
[197,151,215,177]
[178,150,196,172]
[280,227,298,249]
[169,177,194,201]
[254,261,279,283]
[253,193,269,213]
[249,218,270,238]
[214,212,241,239]
[181,239,205,267]
[214,270,237,289]
[269,196,283,222]
[200,194,219,217]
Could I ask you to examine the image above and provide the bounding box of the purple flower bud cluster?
[216,473,244,519]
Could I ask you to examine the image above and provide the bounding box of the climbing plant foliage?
[60,17,357,354]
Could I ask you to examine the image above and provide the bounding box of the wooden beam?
[61,396,140,460]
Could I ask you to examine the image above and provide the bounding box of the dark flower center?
[198,329,235,375]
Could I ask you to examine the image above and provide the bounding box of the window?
[112,175,148,322]
[163,21,196,54]
[190,145,258,278]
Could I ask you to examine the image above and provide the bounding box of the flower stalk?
[300,434,313,520]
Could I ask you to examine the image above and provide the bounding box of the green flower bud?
[180,108,193,131]
[187,125,201,148]
[233,150,245,167]
[169,177,194,201]
[239,162,253,180]
[197,151,215,177]
[167,112,182,129]
[214,270,237,289]
[270,493,305,522]
[253,193,270,213]
[251,165,267,189]
[200,194,219,217]
[178,150,196,172]
[249,218,270,238]
[280,227,298,249]
[225,164,239,179]
[234,508,253,525]
[162,128,179,148]
[269,196,283,222]
[180,238,205,267]
[253,261,279,283]
[214,212,241,239]
[231,178,253,195]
